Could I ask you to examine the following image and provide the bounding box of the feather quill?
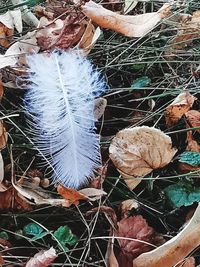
[24,50,105,189]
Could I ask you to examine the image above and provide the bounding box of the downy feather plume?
[24,50,105,189]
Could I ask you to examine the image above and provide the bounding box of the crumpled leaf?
[164,183,200,208]
[115,215,157,267]
[109,126,177,190]
[25,247,57,267]
[0,23,13,48]
[0,253,4,265]
[36,15,85,51]
[94,97,107,120]
[179,151,200,167]
[0,186,33,210]
[119,199,139,219]
[165,91,196,127]
[0,10,22,33]
[57,184,107,205]
[185,110,200,134]
[0,153,4,186]
[53,225,78,251]
[186,131,200,153]
[77,21,101,55]
[81,1,171,37]
[0,32,40,69]
[168,10,200,53]
[133,203,200,267]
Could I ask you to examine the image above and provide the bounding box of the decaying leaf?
[119,199,139,218]
[177,257,195,267]
[165,91,196,127]
[169,10,200,52]
[115,215,157,267]
[0,153,4,186]
[0,23,13,48]
[185,110,200,134]
[0,253,4,265]
[106,235,119,267]
[109,126,177,190]
[0,121,7,150]
[36,14,85,51]
[186,131,200,153]
[0,186,33,210]
[81,1,171,37]
[0,9,22,33]
[57,184,107,205]
[0,32,40,69]
[25,247,57,267]
[133,203,200,267]
[94,97,107,120]
[77,21,101,55]
[57,184,88,205]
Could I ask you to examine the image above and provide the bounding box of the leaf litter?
[0,0,200,266]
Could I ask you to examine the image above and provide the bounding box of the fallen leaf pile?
[0,1,200,266]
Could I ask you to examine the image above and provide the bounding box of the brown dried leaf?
[77,21,101,55]
[165,91,196,127]
[120,199,139,219]
[0,78,4,100]
[0,121,7,150]
[57,184,88,205]
[185,110,200,134]
[0,23,13,48]
[186,131,200,152]
[0,32,40,69]
[106,235,119,267]
[133,203,200,267]
[94,97,107,120]
[0,10,22,33]
[109,126,177,190]
[169,10,200,52]
[0,186,32,210]
[79,187,107,201]
[25,247,57,267]
[115,215,156,267]
[81,1,171,37]
[36,14,85,51]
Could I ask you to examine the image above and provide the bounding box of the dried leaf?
[106,235,119,267]
[36,14,85,51]
[109,126,177,190]
[77,21,101,55]
[57,184,88,205]
[186,131,200,153]
[0,253,4,265]
[120,199,139,219]
[79,187,107,200]
[133,203,200,267]
[0,32,40,69]
[94,97,107,120]
[0,121,7,150]
[115,215,156,267]
[25,247,57,267]
[81,1,171,37]
[0,152,4,184]
[0,10,22,33]
[165,91,196,127]
[169,10,200,52]
[185,110,200,134]
[0,23,13,48]
[0,186,32,210]
[0,78,4,100]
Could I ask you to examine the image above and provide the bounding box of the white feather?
[24,50,105,189]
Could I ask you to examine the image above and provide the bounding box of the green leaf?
[53,225,78,248]
[164,183,200,207]
[0,231,9,240]
[23,223,48,240]
[131,76,151,90]
[131,64,146,71]
[179,151,200,167]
